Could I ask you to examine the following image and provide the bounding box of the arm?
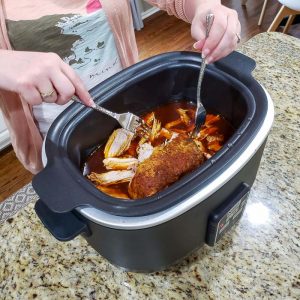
[0,50,94,106]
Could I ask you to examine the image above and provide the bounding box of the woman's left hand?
[189,0,241,63]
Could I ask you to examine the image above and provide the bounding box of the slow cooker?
[33,51,274,272]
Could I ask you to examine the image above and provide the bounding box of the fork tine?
[134,118,151,133]
[138,125,151,136]
[142,124,152,136]
[134,122,151,139]
[135,129,149,139]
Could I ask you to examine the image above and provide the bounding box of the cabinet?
[131,0,160,30]
[138,0,159,19]
[0,111,10,151]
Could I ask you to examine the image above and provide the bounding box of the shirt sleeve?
[145,0,191,23]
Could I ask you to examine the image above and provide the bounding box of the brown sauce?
[83,101,234,199]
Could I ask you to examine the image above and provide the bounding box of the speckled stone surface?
[0,33,299,299]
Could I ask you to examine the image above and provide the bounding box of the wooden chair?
[245,0,270,26]
[258,0,269,26]
[268,0,300,33]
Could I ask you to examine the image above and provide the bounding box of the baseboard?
[141,7,160,20]
[0,130,11,151]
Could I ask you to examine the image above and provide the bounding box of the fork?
[71,96,150,137]
[193,13,215,137]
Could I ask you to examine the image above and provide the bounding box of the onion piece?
[103,157,138,170]
[88,170,135,186]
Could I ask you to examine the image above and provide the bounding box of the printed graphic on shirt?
[56,11,121,89]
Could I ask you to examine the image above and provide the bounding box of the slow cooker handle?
[213,51,256,82]
[35,199,90,241]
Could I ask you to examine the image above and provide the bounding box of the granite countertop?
[0,32,299,299]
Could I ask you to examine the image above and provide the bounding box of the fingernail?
[89,98,96,107]
[193,41,201,50]
[202,49,210,58]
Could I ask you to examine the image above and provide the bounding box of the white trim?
[141,7,160,20]
[77,85,274,230]
[0,130,10,151]
[41,137,47,167]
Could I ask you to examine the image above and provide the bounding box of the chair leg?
[258,0,269,26]
[283,14,296,33]
[267,6,296,32]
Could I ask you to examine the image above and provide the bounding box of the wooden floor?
[0,0,299,202]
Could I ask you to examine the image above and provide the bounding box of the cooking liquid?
[83,101,234,199]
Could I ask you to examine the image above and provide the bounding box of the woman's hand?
[0,50,94,106]
[186,0,241,63]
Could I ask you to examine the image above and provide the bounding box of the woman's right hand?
[0,50,94,106]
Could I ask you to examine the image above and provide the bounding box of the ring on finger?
[40,89,55,99]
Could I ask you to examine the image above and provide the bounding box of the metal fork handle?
[193,14,215,138]
[196,13,213,104]
[196,58,207,107]
[205,13,214,39]
[72,96,119,120]
[195,13,214,119]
